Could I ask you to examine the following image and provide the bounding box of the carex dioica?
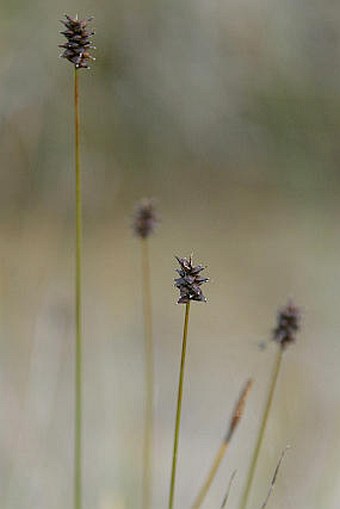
[133,198,159,509]
[59,14,95,509]
[169,255,208,509]
[239,301,301,509]
[60,14,95,69]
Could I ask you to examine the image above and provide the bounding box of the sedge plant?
[168,255,208,509]
[133,199,159,509]
[238,302,300,509]
[59,14,95,509]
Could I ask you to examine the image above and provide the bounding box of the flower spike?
[273,301,301,349]
[175,255,208,304]
[59,14,95,69]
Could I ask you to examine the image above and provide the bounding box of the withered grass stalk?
[192,379,253,509]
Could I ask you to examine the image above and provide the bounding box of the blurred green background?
[1,0,340,508]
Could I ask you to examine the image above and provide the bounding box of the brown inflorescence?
[175,255,208,304]
[226,379,253,441]
[273,301,301,349]
[133,198,159,239]
[59,14,95,69]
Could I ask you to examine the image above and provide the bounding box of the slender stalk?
[259,446,289,509]
[168,302,191,509]
[141,238,154,509]
[238,348,283,509]
[193,442,229,509]
[74,67,83,509]
[220,470,237,509]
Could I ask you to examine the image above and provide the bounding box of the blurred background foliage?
[1,0,340,508]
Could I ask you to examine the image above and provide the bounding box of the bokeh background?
[1,0,340,508]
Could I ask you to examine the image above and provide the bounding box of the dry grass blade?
[192,379,253,509]
[220,470,237,509]
[259,446,290,509]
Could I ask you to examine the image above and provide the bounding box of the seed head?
[273,301,301,349]
[133,198,159,239]
[175,255,208,304]
[59,14,95,69]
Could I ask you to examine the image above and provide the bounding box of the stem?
[238,347,283,509]
[141,238,154,509]
[192,441,229,509]
[74,68,83,509]
[168,302,191,509]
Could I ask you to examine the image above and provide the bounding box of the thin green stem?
[74,68,82,509]
[238,348,283,509]
[168,302,191,509]
[141,238,154,509]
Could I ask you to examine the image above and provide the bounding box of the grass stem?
[168,302,191,509]
[141,238,154,509]
[238,348,283,509]
[74,67,83,509]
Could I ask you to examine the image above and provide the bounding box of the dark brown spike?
[132,198,159,239]
[273,301,301,349]
[59,14,95,69]
[175,256,208,304]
